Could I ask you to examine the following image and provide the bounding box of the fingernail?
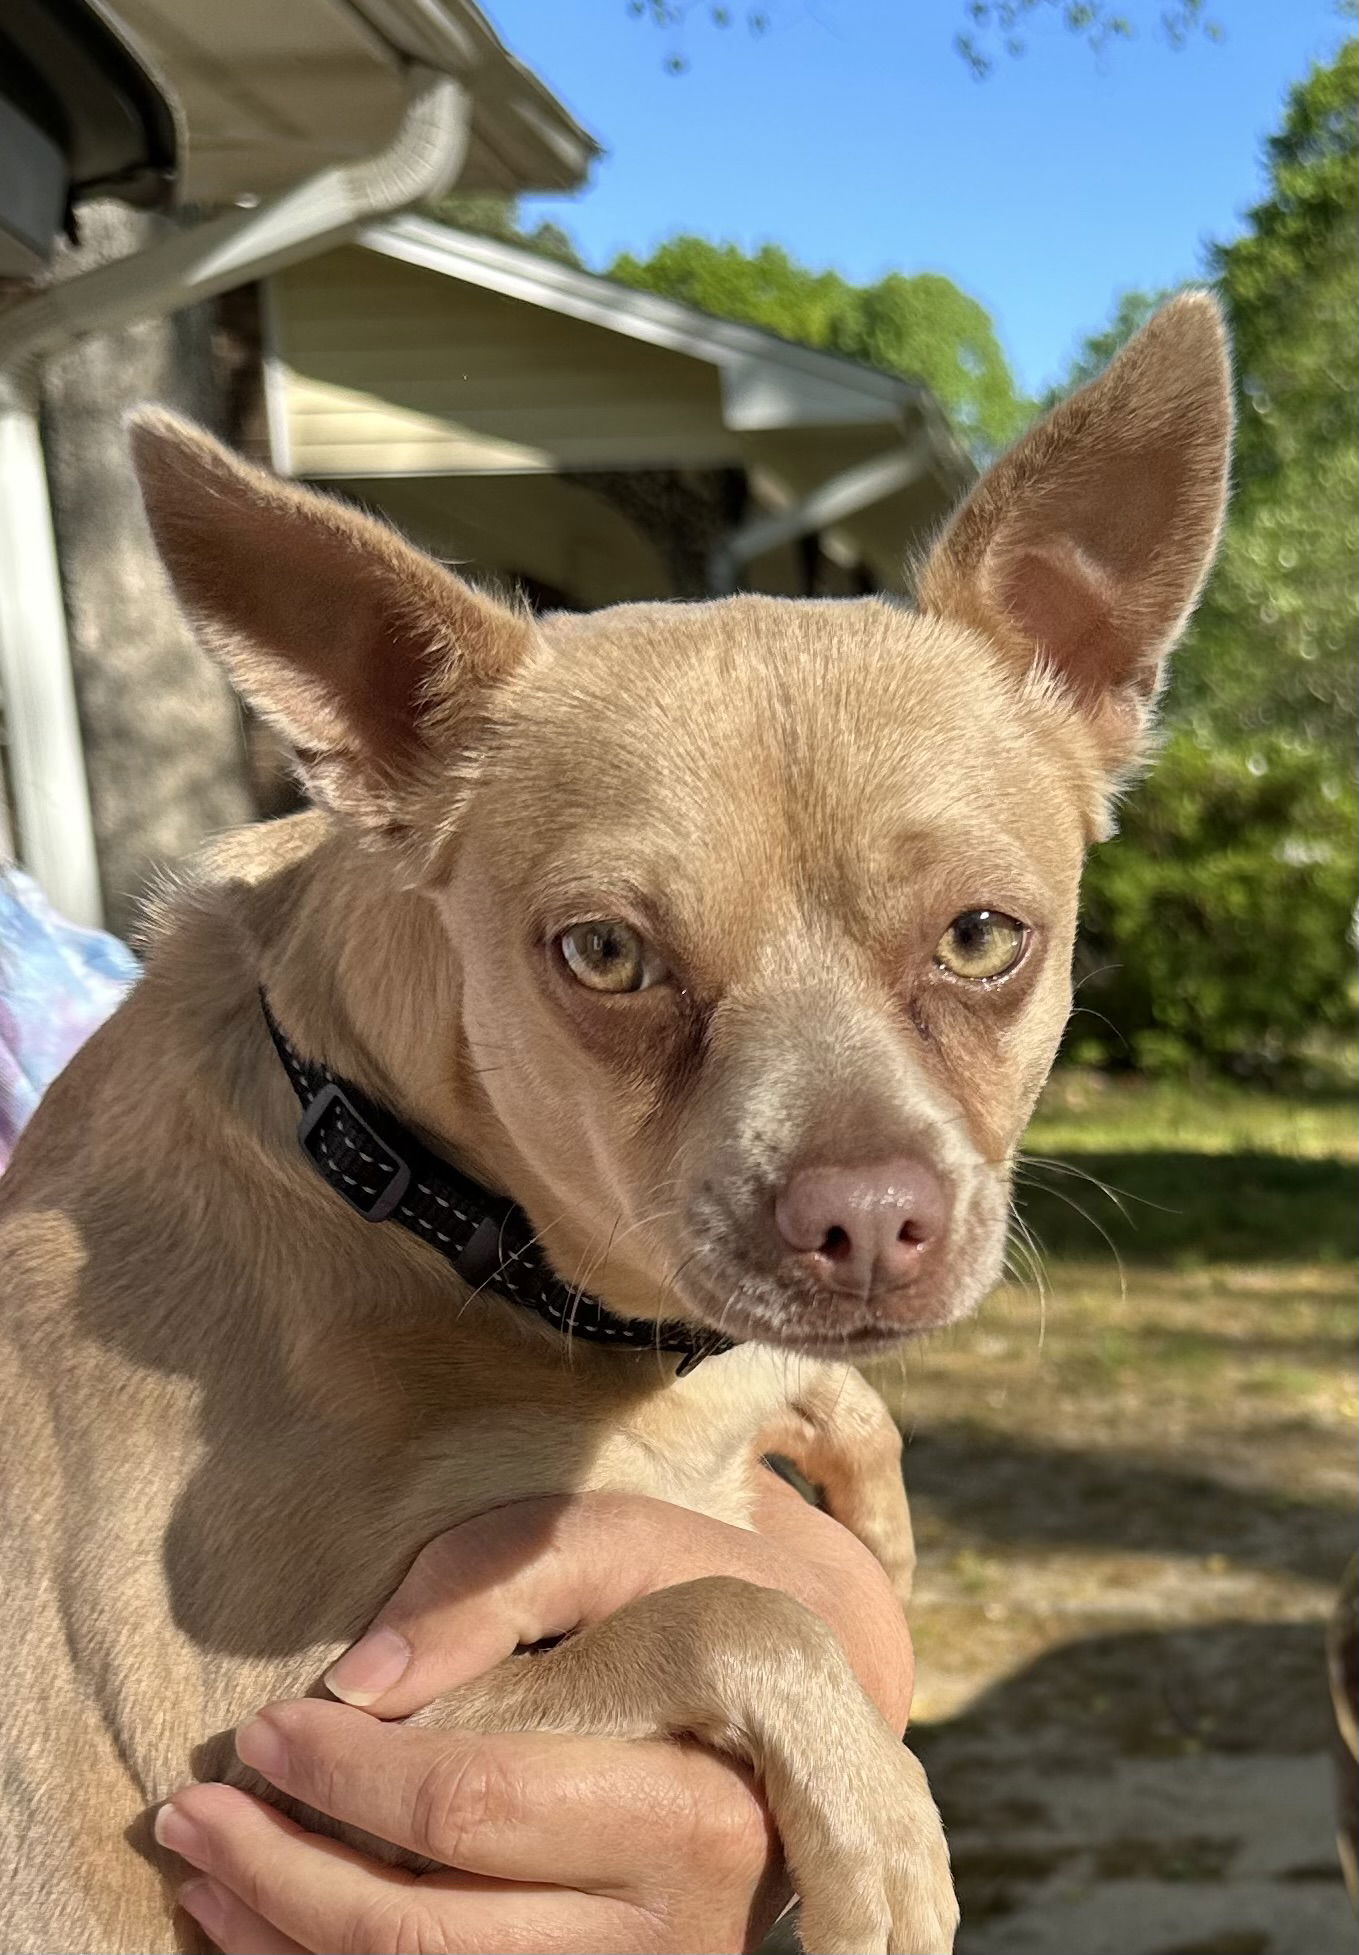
[235,1714,289,1781]
[154,1800,207,1864]
[179,1878,227,1940]
[324,1625,410,1706]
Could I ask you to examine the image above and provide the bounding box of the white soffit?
[103,0,597,203]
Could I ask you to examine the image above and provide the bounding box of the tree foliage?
[1042,287,1171,406]
[1045,41,1358,756]
[1185,36,1359,751]
[955,2,1221,76]
[624,1,1223,75]
[1044,42,1358,751]
[609,236,1030,454]
[423,192,584,268]
[1074,733,1357,1074]
[1050,38,1358,1072]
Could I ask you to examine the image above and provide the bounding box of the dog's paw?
[789,1743,957,1955]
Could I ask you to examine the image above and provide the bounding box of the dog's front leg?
[762,1368,916,1610]
[402,1574,955,1955]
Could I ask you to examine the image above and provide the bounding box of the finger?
[179,1877,308,1954]
[234,1702,774,1892]
[323,1487,911,1730]
[323,1497,658,1714]
[159,1783,668,1955]
[751,1473,916,1731]
[324,1493,794,1719]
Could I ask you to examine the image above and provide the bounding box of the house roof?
[101,0,598,204]
[360,215,965,447]
[265,221,974,599]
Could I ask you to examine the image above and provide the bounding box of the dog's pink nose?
[774,1158,950,1297]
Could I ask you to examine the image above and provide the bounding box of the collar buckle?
[297,1081,412,1223]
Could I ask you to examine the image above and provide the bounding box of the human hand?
[160,1477,914,1953]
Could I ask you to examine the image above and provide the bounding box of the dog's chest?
[573,1346,808,1528]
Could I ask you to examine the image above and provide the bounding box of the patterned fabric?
[0,867,139,1173]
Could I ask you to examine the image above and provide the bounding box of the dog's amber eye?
[559,921,661,993]
[935,910,1026,982]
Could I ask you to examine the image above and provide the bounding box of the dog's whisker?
[1065,1003,1131,1053]
[1017,1152,1179,1223]
[1016,1154,1133,1220]
[1022,1175,1126,1304]
[556,1203,686,1367]
[1005,1203,1052,1352]
[450,1205,575,1330]
[1072,961,1122,996]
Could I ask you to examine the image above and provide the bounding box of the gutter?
[0,66,469,928]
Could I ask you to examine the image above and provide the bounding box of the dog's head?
[132,295,1230,1359]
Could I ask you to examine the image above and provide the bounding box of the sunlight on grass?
[1027,1066,1358,1161]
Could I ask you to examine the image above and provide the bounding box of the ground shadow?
[912,1616,1353,1953]
[901,1421,1354,1587]
[1014,1150,1356,1265]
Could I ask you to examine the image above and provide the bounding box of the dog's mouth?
[669,1249,984,1359]
[664,1168,1011,1359]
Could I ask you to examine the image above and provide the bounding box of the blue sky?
[488,0,1350,397]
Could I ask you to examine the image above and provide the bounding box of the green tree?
[1074,732,1357,1073]
[1042,287,1171,406]
[1047,37,1358,1073]
[1185,37,1358,751]
[1044,40,1358,752]
[609,236,1029,455]
[422,192,584,269]
[836,272,1030,456]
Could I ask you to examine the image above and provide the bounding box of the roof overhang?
[0,5,595,932]
[264,219,975,598]
[0,0,176,277]
[361,216,938,436]
[104,0,598,205]
[0,1,598,278]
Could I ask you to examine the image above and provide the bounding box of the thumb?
[322,1493,693,1719]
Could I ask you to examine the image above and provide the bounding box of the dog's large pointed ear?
[917,292,1232,772]
[129,411,533,837]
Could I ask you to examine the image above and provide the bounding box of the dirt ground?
[876,1266,1354,1952]
[864,1073,1356,1954]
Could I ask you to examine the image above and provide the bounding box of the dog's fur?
[0,295,1231,1954]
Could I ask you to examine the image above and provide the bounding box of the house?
[1,2,969,936]
[261,219,974,610]
[0,0,595,928]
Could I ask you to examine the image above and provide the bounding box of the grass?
[1013,1068,1357,1267]
[1024,1068,1357,1161]
[870,1064,1358,1516]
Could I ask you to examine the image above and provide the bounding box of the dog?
[0,293,1231,1954]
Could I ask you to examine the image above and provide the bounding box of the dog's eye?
[559,921,663,993]
[935,910,1027,982]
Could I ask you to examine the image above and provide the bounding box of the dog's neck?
[180,812,679,1337]
[244,814,527,1206]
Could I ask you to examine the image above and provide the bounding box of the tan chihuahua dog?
[0,295,1230,1954]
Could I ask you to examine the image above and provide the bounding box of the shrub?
[1069,732,1357,1074]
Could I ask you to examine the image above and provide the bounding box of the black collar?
[260,992,735,1375]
